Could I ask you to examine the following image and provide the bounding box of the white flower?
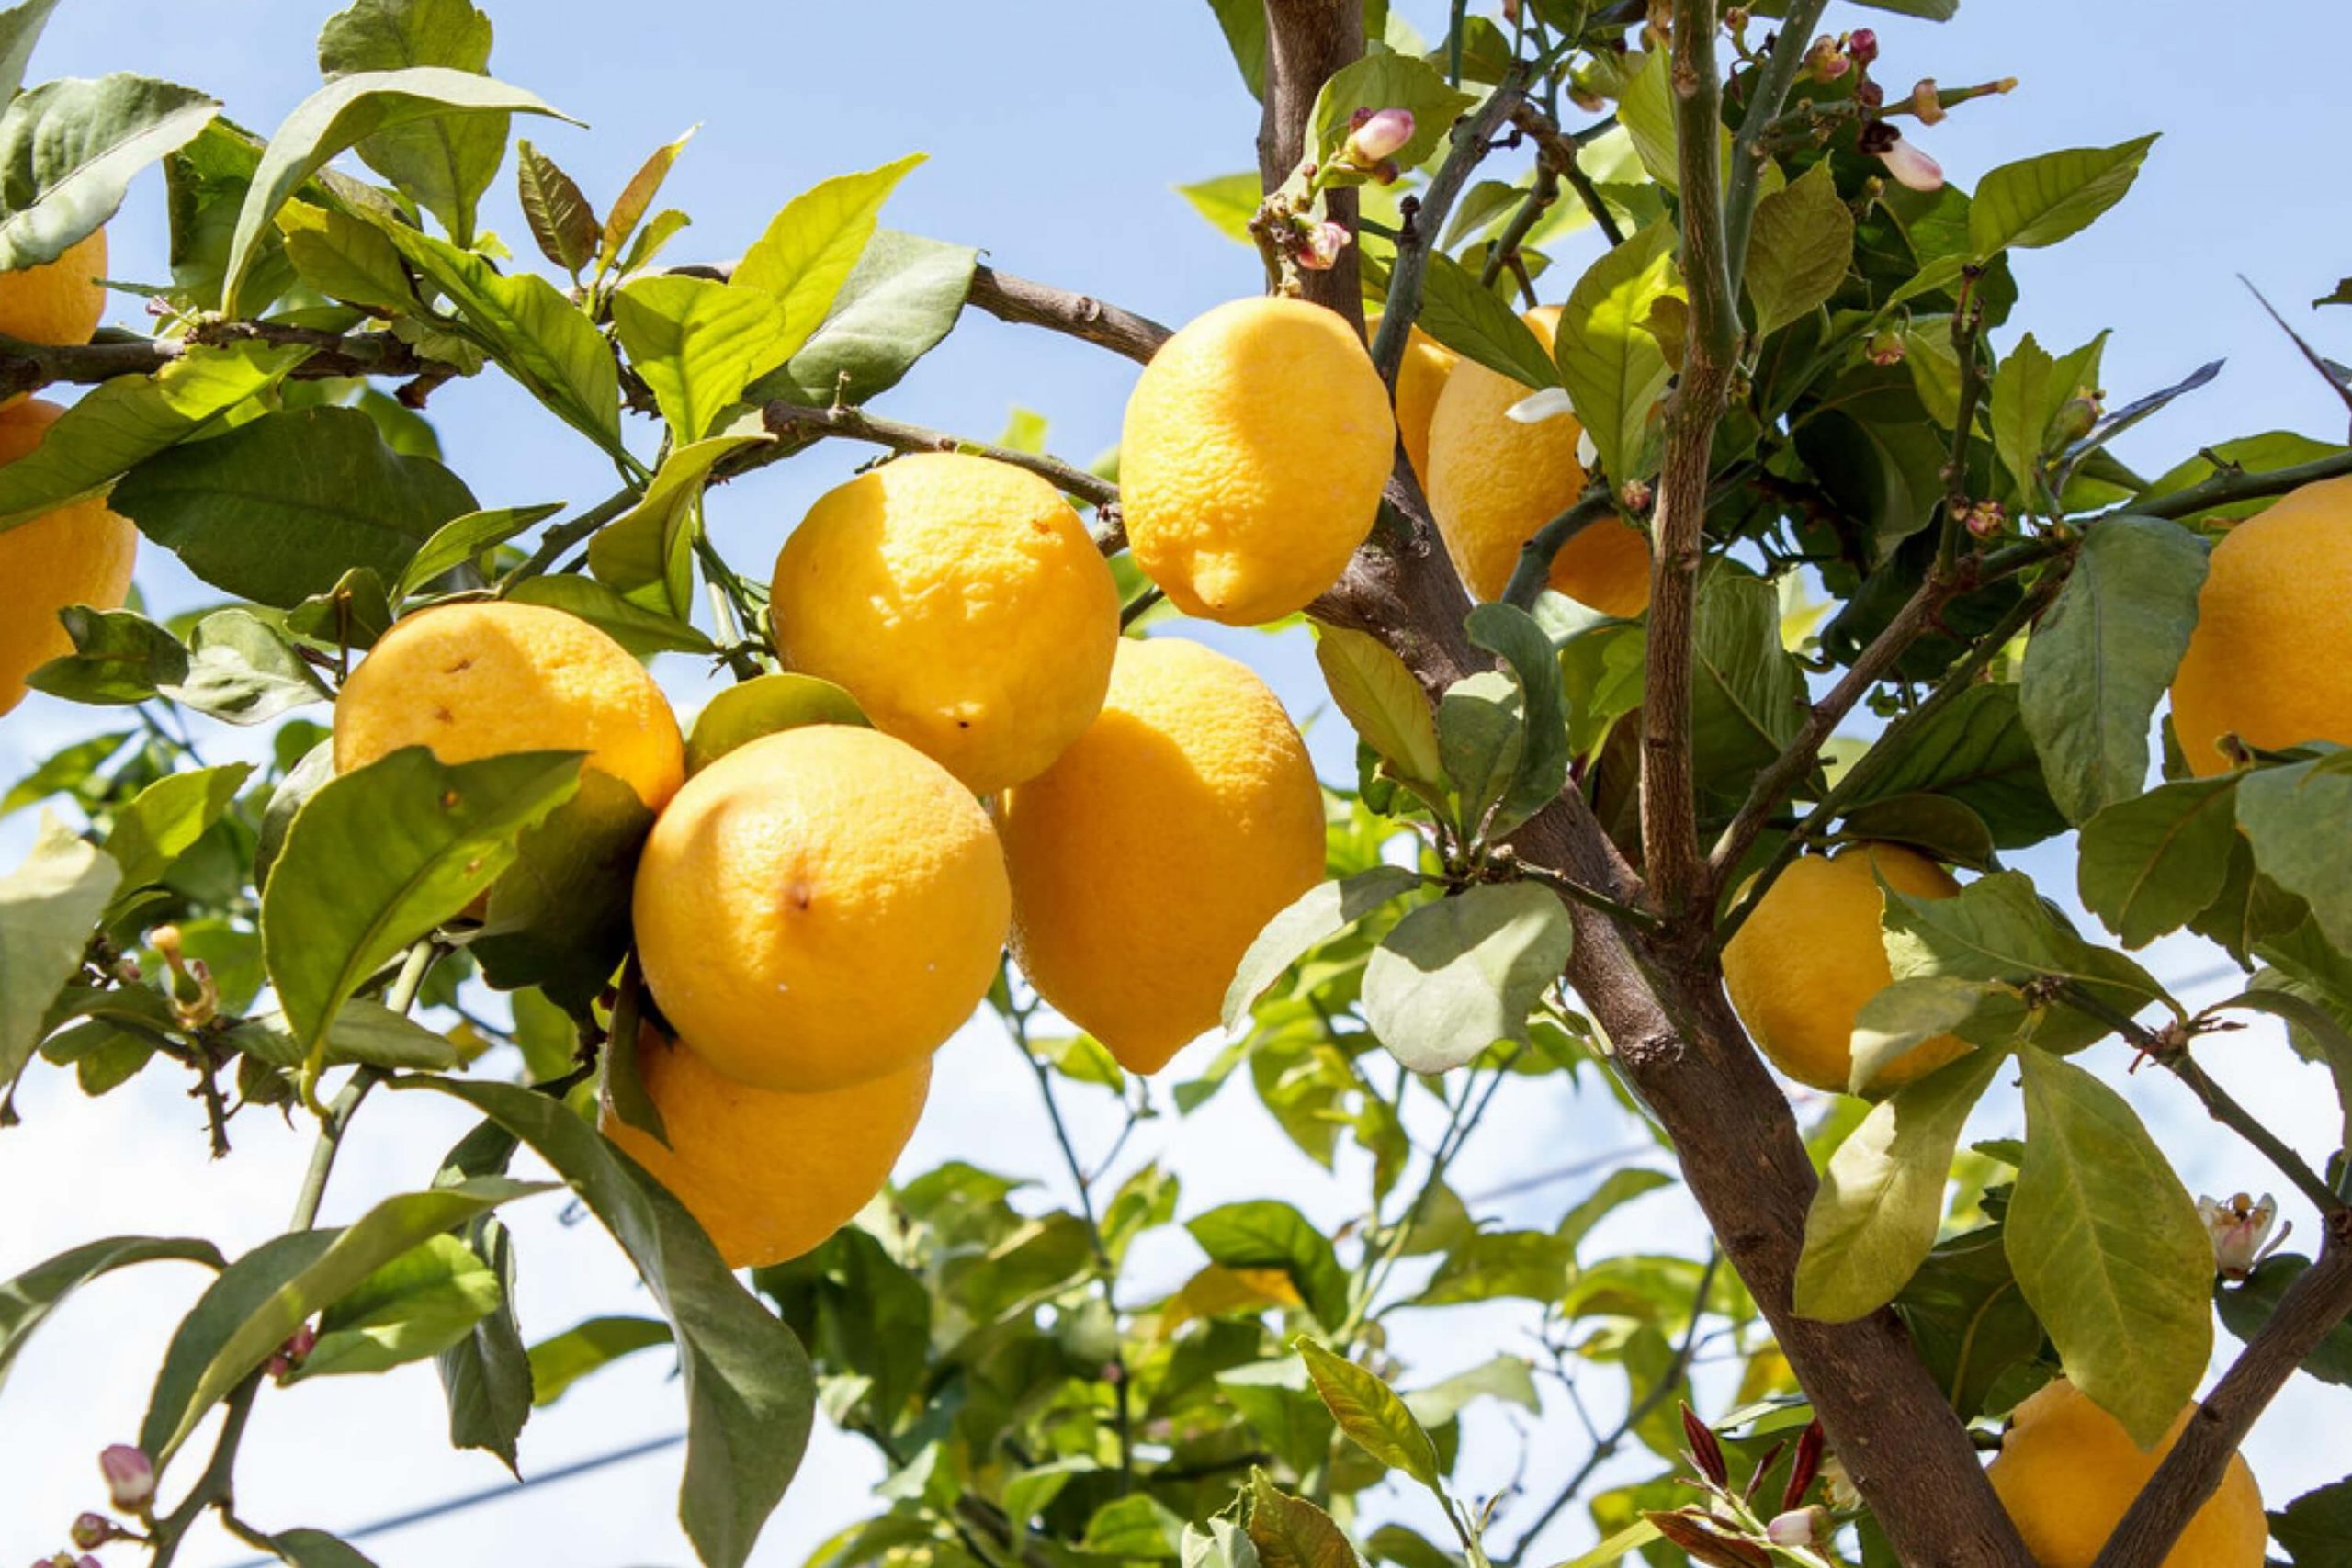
[2199,1192,2285,1280]
[1507,386,1577,425]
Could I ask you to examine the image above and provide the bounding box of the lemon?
[999,637,1325,1074]
[1423,304,1651,615]
[602,1026,930,1269]
[333,600,685,810]
[2171,473,2352,774]
[1367,310,1459,491]
[770,452,1118,794]
[1721,844,1971,1093]
[0,229,107,347]
[1120,296,1394,625]
[1986,1379,2266,1568]
[632,724,1010,1093]
[0,399,135,715]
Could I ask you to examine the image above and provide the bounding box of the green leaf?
[1894,1222,2041,1422]
[223,66,573,311]
[0,341,311,534]
[1795,1048,2006,1321]
[1468,600,1571,834]
[1881,869,2166,1047]
[0,1235,220,1399]
[2141,431,2350,524]
[2076,776,2240,949]
[293,1232,502,1379]
[0,73,220,268]
[587,432,769,618]
[1186,1201,1350,1330]
[1204,0,1267,98]
[514,137,596,276]
[2,729,131,818]
[1849,976,2024,1092]
[2216,1254,2352,1389]
[736,152,926,364]
[1307,52,1476,176]
[276,199,413,311]
[34,606,328,724]
[1223,867,1425,1030]
[1987,331,2105,507]
[1551,1522,1664,1568]
[1402,1354,1540,1427]
[1295,1337,1441,1488]
[141,1230,329,1458]
[684,672,868,775]
[527,1314,673,1406]
[393,502,561,602]
[2019,515,2209,823]
[105,763,253,891]
[1690,570,1807,790]
[317,0,506,246]
[1176,172,1261,244]
[1,814,119,1087]
[1316,624,1442,789]
[750,229,977,410]
[2006,1050,2212,1448]
[1613,50,1681,191]
[1744,163,1852,338]
[2212,983,2352,1154]
[1437,671,1523,835]
[0,0,61,107]
[433,1213,527,1470]
[597,125,694,276]
[504,573,714,658]
[226,999,461,1072]
[2239,751,2352,956]
[1968,135,2157,258]
[1362,881,1575,1075]
[260,747,582,1062]
[613,276,792,441]
[470,769,656,1010]
[2272,1479,2352,1567]
[258,1529,380,1568]
[113,406,477,608]
[1838,793,1996,872]
[1410,1229,1572,1304]
[1414,248,1557,389]
[1843,683,2068,849]
[400,1077,816,1568]
[1557,222,1679,482]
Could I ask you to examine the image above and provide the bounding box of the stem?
[1370,72,1529,384]
[751,400,1120,516]
[1722,1,1831,292]
[967,266,1171,365]
[1508,105,1625,250]
[145,1376,262,1568]
[1501,486,1616,608]
[500,487,640,588]
[1936,271,1991,568]
[2133,446,2352,521]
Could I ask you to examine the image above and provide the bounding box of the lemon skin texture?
[2171,473,2352,775]
[632,724,1011,1093]
[1721,844,1971,1093]
[602,1027,931,1269]
[333,600,685,810]
[999,637,1326,1075]
[1986,1379,2266,1568]
[1367,310,1459,490]
[0,229,107,346]
[0,398,136,715]
[1424,304,1652,615]
[1120,296,1395,626]
[770,452,1118,795]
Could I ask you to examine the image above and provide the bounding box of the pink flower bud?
[1298,220,1351,271]
[1910,79,1947,126]
[1766,1506,1831,1548]
[2200,1192,2283,1280]
[1804,35,1849,83]
[1347,107,1416,166]
[1618,479,1655,514]
[98,1445,153,1513]
[68,1517,111,1551]
[1964,501,2007,541]
[1846,28,1878,66]
[1865,327,1905,367]
[1877,135,1944,192]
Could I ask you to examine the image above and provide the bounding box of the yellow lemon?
[0,399,135,715]
[1721,844,1971,1093]
[999,637,1325,1074]
[1120,296,1394,625]
[1987,1379,2266,1568]
[1424,304,1652,615]
[0,229,107,346]
[632,724,1010,1093]
[770,452,1118,794]
[602,1026,930,1269]
[1368,310,1460,490]
[2171,473,2352,774]
[334,600,685,810]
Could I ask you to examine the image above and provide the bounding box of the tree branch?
[967,265,1171,365]
[1369,73,1528,383]
[1722,0,1830,289]
[2134,446,2352,521]
[1506,103,1624,250]
[1502,485,1617,608]
[0,320,431,400]
[1258,0,1367,324]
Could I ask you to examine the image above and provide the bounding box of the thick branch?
[1258,0,1366,324]
[2136,446,2352,520]
[0,320,426,400]
[967,265,1171,365]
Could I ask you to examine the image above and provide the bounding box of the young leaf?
[514,137,595,276]
[1295,1337,1442,1488]
[1557,223,1680,482]
[393,502,563,602]
[1969,135,2157,258]
[598,124,695,276]
[0,815,120,1087]
[2076,775,2240,949]
[112,406,478,608]
[1185,1201,1350,1330]
[223,66,576,311]
[259,748,582,1061]
[0,73,220,268]
[0,1235,220,1398]
[1744,163,1853,339]
[104,763,253,892]
[277,199,413,311]
[587,431,770,618]
[685,673,868,775]
[736,152,926,365]
[1362,881,1575,1075]
[1176,172,1261,245]
[2019,515,2209,823]
[612,276,792,441]
[1794,1048,2007,1322]
[1414,248,1558,390]
[750,229,977,409]
[2238,751,2352,956]
[2006,1050,2213,1449]
[526,1314,673,1406]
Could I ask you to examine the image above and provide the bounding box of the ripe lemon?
[334,600,685,810]
[1423,304,1652,615]
[0,398,135,715]
[602,1026,930,1269]
[770,452,1118,795]
[632,724,1010,1093]
[2171,473,2352,774]
[1120,296,1394,626]
[999,637,1325,1074]
[1721,844,1971,1093]
[1987,1379,2266,1568]
[1367,310,1459,490]
[0,229,107,346]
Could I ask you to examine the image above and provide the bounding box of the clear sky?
[4,2,2350,1565]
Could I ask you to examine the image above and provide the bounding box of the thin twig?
[1508,103,1625,250]
[752,400,1121,525]
[1722,1,1831,292]
[1370,72,1531,385]
[2132,447,2352,521]
[967,265,1172,365]
[1502,486,1617,608]
[499,487,641,588]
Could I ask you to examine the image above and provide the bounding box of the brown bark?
[1256,0,1364,330]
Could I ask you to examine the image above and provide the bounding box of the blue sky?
[3,2,2349,1564]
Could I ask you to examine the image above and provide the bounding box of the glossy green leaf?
[434,1213,528,1470]
[141,1229,331,1458]
[736,152,926,364]
[470,769,654,1009]
[260,747,582,1061]
[2076,775,2240,949]
[292,1232,503,1380]
[1894,1222,2041,1422]
[256,1529,380,1568]
[1881,869,2167,1045]
[1,814,120,1087]
[226,999,461,1072]
[1745,162,1852,338]
[1849,976,2025,1092]
[2007,1050,2212,1448]
[2272,1479,2352,1567]
[685,672,867,775]
[613,276,792,440]
[504,572,715,658]
[1795,1048,2006,1321]
[1315,624,1442,789]
[526,1314,673,1406]
[1838,792,1996,871]
[104,763,253,891]
[588,432,769,617]
[1436,671,1523,833]
[277,199,413,311]
[1969,135,2156,258]
[1556,1168,1674,1255]
[1843,683,2068,850]
[0,73,219,268]
[1295,1337,1441,1488]
[1415,248,1557,390]
[1176,172,1260,244]
[1186,1201,1350,1330]
[2239,751,2352,956]
[751,229,977,410]
[1468,600,1571,833]
[35,606,328,724]
[1204,0,1267,97]
[1556,222,1679,480]
[316,0,506,245]
[0,1235,220,1398]
[1223,867,1424,1031]
[1691,569,1807,790]
[1410,1228,1572,1305]
[1363,881,1574,1075]
[393,502,562,602]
